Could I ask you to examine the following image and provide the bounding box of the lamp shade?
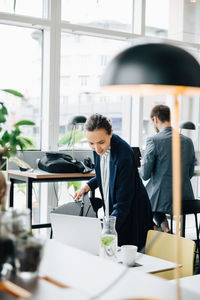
[180,121,196,130]
[101,43,200,95]
[71,115,87,125]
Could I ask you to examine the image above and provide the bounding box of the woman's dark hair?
[85,114,112,135]
[150,105,170,122]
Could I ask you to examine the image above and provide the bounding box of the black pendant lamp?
[101,43,200,96]
[180,121,196,130]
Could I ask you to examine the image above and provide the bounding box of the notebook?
[50,213,102,255]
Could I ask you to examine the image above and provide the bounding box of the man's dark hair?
[85,113,112,135]
[150,105,170,122]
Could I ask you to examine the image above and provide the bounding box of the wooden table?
[7,169,95,229]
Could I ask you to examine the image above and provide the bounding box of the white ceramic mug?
[121,245,138,267]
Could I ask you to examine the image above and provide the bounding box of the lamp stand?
[172,91,184,300]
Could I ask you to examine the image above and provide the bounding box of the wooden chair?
[145,230,195,280]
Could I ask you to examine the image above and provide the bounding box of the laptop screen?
[50,213,102,256]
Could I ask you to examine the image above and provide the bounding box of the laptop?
[50,213,102,255]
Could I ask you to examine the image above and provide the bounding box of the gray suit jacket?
[140,127,195,213]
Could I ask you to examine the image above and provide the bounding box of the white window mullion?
[133,0,146,35]
[42,0,61,151]
[130,96,144,148]
[122,97,132,144]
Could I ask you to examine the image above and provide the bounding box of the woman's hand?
[74,184,91,201]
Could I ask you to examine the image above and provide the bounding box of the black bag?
[51,193,103,218]
[38,152,92,174]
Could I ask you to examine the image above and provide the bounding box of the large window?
[59,33,131,150]
[61,0,133,33]
[0,0,44,18]
[0,24,42,149]
[145,0,200,43]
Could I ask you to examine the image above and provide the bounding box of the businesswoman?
[74,114,153,249]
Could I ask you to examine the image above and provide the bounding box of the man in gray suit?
[140,105,195,232]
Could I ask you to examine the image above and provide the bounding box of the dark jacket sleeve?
[188,139,195,179]
[111,155,136,231]
[87,177,98,191]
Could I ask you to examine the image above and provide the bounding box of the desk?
[131,252,179,274]
[0,240,198,300]
[170,274,200,296]
[7,169,95,229]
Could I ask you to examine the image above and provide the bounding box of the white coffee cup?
[121,245,138,267]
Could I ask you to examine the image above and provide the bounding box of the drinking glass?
[0,210,15,280]
[15,235,44,280]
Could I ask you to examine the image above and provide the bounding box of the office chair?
[145,230,195,280]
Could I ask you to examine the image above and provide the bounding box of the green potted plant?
[0,89,35,206]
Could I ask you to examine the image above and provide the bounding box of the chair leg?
[50,226,53,239]
[181,215,186,237]
[194,214,200,273]
[170,215,173,234]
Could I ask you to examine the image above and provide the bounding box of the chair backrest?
[169,199,200,237]
[145,230,195,280]
[182,199,200,215]
[51,193,102,218]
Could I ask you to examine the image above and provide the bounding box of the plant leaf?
[59,132,73,146]
[2,89,24,98]
[0,103,8,123]
[0,113,6,123]
[17,136,34,146]
[67,181,81,191]
[0,103,8,115]
[59,130,84,147]
[1,131,10,143]
[15,120,35,126]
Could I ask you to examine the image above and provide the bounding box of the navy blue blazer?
[87,134,153,250]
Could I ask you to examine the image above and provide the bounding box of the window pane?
[145,0,169,38]
[0,24,42,149]
[59,33,131,151]
[62,0,133,33]
[145,0,200,43]
[0,0,44,18]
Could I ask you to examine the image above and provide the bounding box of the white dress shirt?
[100,147,111,218]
